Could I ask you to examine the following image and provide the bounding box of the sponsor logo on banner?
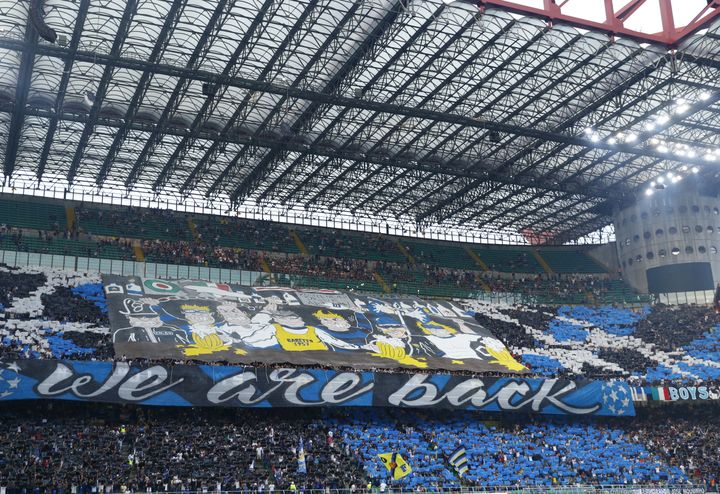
[143,279,180,294]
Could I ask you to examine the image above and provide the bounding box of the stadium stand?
[0,198,644,304]
[0,402,716,492]
[3,0,720,490]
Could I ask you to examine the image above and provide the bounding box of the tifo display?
[105,275,524,372]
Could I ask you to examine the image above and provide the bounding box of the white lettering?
[320,373,373,404]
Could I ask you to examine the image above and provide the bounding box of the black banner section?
[104,276,526,373]
[0,359,634,416]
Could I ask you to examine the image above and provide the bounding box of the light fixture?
[657,144,668,153]
[608,137,617,145]
[656,114,670,125]
[645,188,653,196]
[692,166,700,173]
[687,150,696,158]
[681,165,688,171]
[666,172,674,179]
[584,127,593,135]
[645,122,656,131]
[700,91,711,101]
[625,133,637,143]
[657,176,665,183]
[590,134,600,143]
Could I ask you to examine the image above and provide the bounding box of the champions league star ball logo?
[601,381,631,415]
[0,362,22,399]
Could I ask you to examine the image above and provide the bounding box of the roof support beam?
[333,28,588,212]
[451,82,676,227]
[36,0,92,181]
[3,11,37,179]
[0,103,504,182]
[94,0,186,186]
[65,0,139,185]
[474,0,720,46]
[182,0,335,197]
[415,53,666,223]
[458,79,720,231]
[322,16,490,211]
[226,0,436,205]
[0,39,688,165]
[274,3,452,207]
[122,0,235,189]
[153,0,288,192]
[290,19,529,208]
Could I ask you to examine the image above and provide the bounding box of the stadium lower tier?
[0,403,715,492]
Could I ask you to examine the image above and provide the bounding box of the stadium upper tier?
[0,198,641,303]
[0,402,715,492]
[0,265,717,384]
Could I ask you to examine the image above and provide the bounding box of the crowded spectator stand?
[0,265,718,491]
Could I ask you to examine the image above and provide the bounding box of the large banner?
[104,276,526,374]
[0,359,634,416]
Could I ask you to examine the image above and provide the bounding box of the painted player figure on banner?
[361,298,428,368]
[112,299,189,345]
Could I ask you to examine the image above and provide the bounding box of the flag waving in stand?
[297,438,307,474]
[378,452,412,480]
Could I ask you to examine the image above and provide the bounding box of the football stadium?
[1,0,720,492]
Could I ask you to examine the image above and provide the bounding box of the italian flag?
[650,387,671,401]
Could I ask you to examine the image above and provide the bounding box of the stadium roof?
[1,0,720,244]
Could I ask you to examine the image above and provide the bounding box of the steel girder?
[122,0,236,189]
[265,1,443,208]
[175,0,350,197]
[0,38,711,169]
[352,28,599,215]
[475,0,720,46]
[329,29,585,213]
[327,22,547,211]
[35,0,91,181]
[1,0,720,243]
[151,0,283,192]
[94,0,186,187]
[255,0,414,204]
[383,45,657,223]
[414,50,667,224]
[3,11,37,178]
[186,0,338,199]
[161,0,325,194]
[228,0,410,206]
[224,0,440,205]
[463,68,720,233]
[65,0,139,185]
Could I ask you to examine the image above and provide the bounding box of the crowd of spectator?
[0,402,717,493]
[17,204,635,304]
